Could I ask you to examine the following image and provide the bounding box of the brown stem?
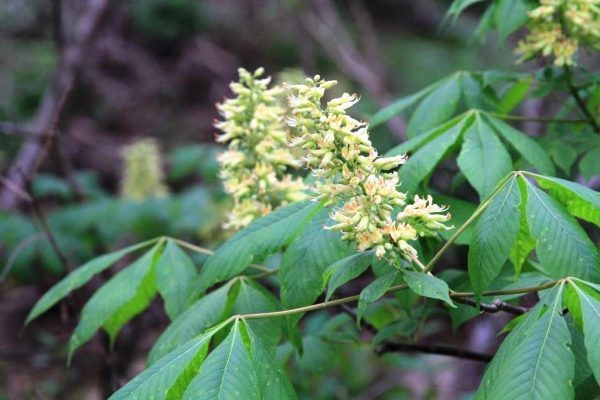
[454,297,528,315]
[565,67,600,134]
[376,341,493,363]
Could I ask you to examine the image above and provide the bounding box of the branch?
[237,279,561,321]
[167,237,275,275]
[486,111,587,124]
[565,67,600,134]
[454,297,528,315]
[23,174,74,272]
[301,0,407,139]
[376,341,493,363]
[0,0,112,210]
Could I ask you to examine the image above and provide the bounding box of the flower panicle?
[286,76,451,265]
[120,138,169,201]
[216,67,307,231]
[517,0,600,66]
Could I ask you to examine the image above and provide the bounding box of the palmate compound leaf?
[182,319,296,400]
[149,278,283,364]
[148,281,235,364]
[26,237,159,324]
[457,112,512,199]
[571,280,600,385]
[532,174,600,227]
[68,242,163,361]
[468,176,521,299]
[476,284,575,400]
[183,320,260,400]
[523,177,600,282]
[108,323,224,400]
[194,201,321,295]
[113,318,296,400]
[155,240,198,320]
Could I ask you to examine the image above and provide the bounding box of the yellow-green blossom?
[286,76,451,265]
[120,138,169,201]
[517,0,600,66]
[216,68,307,230]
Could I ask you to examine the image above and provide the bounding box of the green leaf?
[248,326,298,400]
[486,115,555,176]
[401,114,470,193]
[478,299,546,396]
[524,180,600,281]
[156,240,198,320]
[457,113,512,199]
[108,328,220,400]
[573,282,600,385]
[509,178,536,276]
[183,320,261,400]
[195,201,320,294]
[498,78,532,113]
[406,75,462,138]
[468,176,521,299]
[324,252,373,301]
[446,0,486,23]
[567,315,593,387]
[103,258,158,346]
[26,238,158,324]
[494,0,529,42]
[280,207,353,313]
[232,280,281,351]
[533,175,600,227]
[477,285,574,399]
[460,72,499,110]
[580,147,600,179]
[369,85,436,129]
[148,281,234,364]
[385,114,466,157]
[435,195,477,245]
[474,3,496,40]
[357,271,398,324]
[403,271,455,307]
[68,243,162,360]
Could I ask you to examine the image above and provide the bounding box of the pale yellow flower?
[216,68,307,230]
[287,76,451,265]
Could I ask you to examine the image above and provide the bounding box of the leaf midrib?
[527,287,563,399]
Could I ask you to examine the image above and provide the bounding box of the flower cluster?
[120,138,169,201]
[286,76,451,264]
[517,0,600,66]
[216,68,307,230]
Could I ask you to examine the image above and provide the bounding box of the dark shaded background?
[0,1,522,399]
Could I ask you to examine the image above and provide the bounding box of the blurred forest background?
[0,0,552,399]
